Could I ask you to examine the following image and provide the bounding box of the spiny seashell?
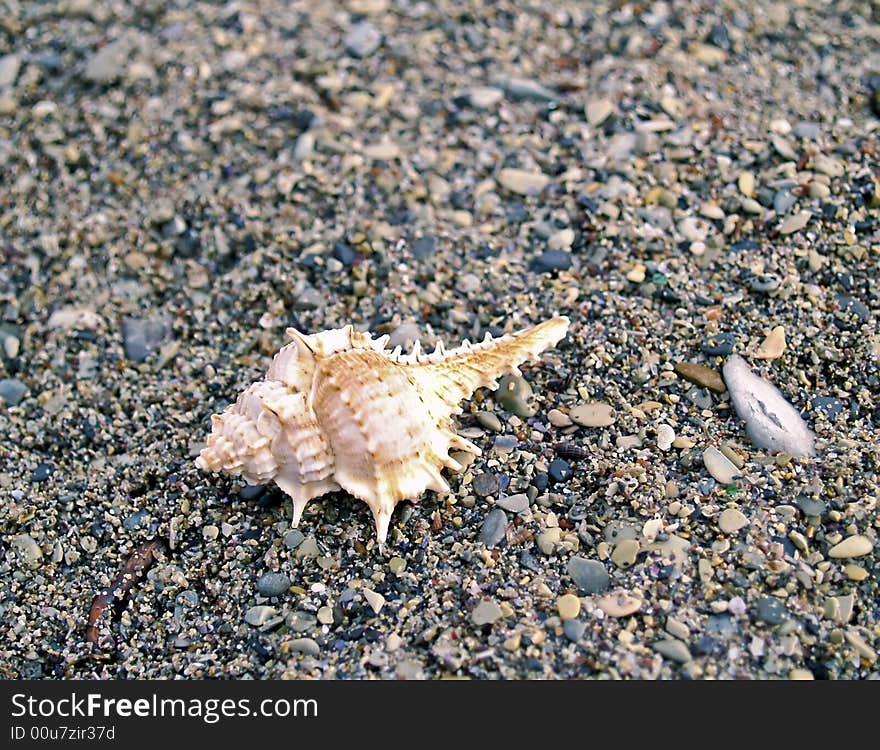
[196,316,570,546]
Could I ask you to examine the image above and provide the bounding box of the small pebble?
[718,508,748,533]
[256,572,291,597]
[597,592,642,618]
[674,362,726,393]
[567,557,610,594]
[570,402,616,427]
[363,588,386,615]
[828,535,873,559]
[471,599,503,626]
[754,326,786,359]
[497,168,550,195]
[703,447,742,484]
[557,594,580,621]
[479,508,508,547]
[497,494,529,513]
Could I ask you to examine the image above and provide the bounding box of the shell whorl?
[196,316,570,546]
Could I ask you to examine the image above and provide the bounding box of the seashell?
[196,316,570,546]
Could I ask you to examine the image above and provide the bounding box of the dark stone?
[548,458,573,484]
[754,597,789,625]
[0,378,27,406]
[707,23,730,49]
[472,472,499,497]
[412,235,437,259]
[531,472,549,491]
[729,240,761,252]
[239,484,267,501]
[701,332,735,356]
[691,636,721,656]
[256,572,292,597]
[811,396,845,420]
[796,495,827,518]
[531,249,572,273]
[332,242,357,266]
[834,295,871,329]
[32,463,53,482]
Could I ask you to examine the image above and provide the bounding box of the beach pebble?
[497,168,550,195]
[754,326,786,359]
[531,249,572,273]
[674,362,726,393]
[0,378,27,406]
[828,535,873,559]
[611,539,640,569]
[570,402,616,427]
[703,447,742,484]
[718,508,749,533]
[480,508,508,547]
[12,534,43,570]
[256,572,291,597]
[585,98,614,125]
[656,423,675,451]
[122,317,170,362]
[557,594,580,621]
[567,557,610,594]
[363,588,386,615]
[754,598,789,626]
[244,606,277,627]
[345,21,382,57]
[778,212,810,235]
[497,494,529,513]
[472,472,499,497]
[597,592,642,618]
[652,638,692,664]
[286,638,320,656]
[471,599,503,626]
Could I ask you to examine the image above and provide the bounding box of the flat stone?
[557,594,581,621]
[754,326,786,359]
[0,53,21,88]
[547,228,575,250]
[585,98,614,126]
[494,374,535,417]
[701,332,735,356]
[718,507,748,533]
[652,638,692,663]
[497,494,529,513]
[497,168,550,195]
[363,588,386,615]
[567,557,610,594]
[828,535,873,559]
[536,527,561,555]
[256,572,291,597]
[84,33,137,83]
[570,402,616,427]
[674,362,726,393]
[471,599,503,626]
[779,211,810,235]
[656,423,675,451]
[597,591,642,618]
[283,529,305,549]
[295,535,319,559]
[287,638,320,656]
[548,458,573,484]
[479,508,508,547]
[531,249,572,273]
[467,86,503,109]
[563,619,587,642]
[703,446,742,484]
[412,235,437,259]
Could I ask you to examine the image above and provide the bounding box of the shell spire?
[196,316,570,548]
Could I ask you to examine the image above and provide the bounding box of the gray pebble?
[496,493,529,513]
[773,189,796,215]
[479,508,508,547]
[494,374,534,417]
[567,557,610,594]
[283,529,305,549]
[531,249,572,273]
[792,122,822,139]
[475,411,503,433]
[563,619,587,642]
[122,317,170,362]
[288,610,317,632]
[0,378,27,406]
[652,638,692,663]
[472,472,499,497]
[412,235,437,259]
[747,274,781,294]
[754,597,789,625]
[256,572,291,597]
[700,332,735,356]
[345,21,382,58]
[796,495,826,517]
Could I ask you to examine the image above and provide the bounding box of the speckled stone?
[567,557,610,594]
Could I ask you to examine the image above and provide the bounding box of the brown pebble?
[674,362,727,393]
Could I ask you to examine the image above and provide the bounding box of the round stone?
[0,378,27,406]
[718,508,748,534]
[652,638,692,664]
[287,638,320,656]
[256,572,291,597]
[531,249,572,273]
[567,557,610,594]
[557,594,581,621]
[611,539,640,569]
[548,458,573,484]
[472,472,499,497]
[754,597,789,625]
[495,374,535,417]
